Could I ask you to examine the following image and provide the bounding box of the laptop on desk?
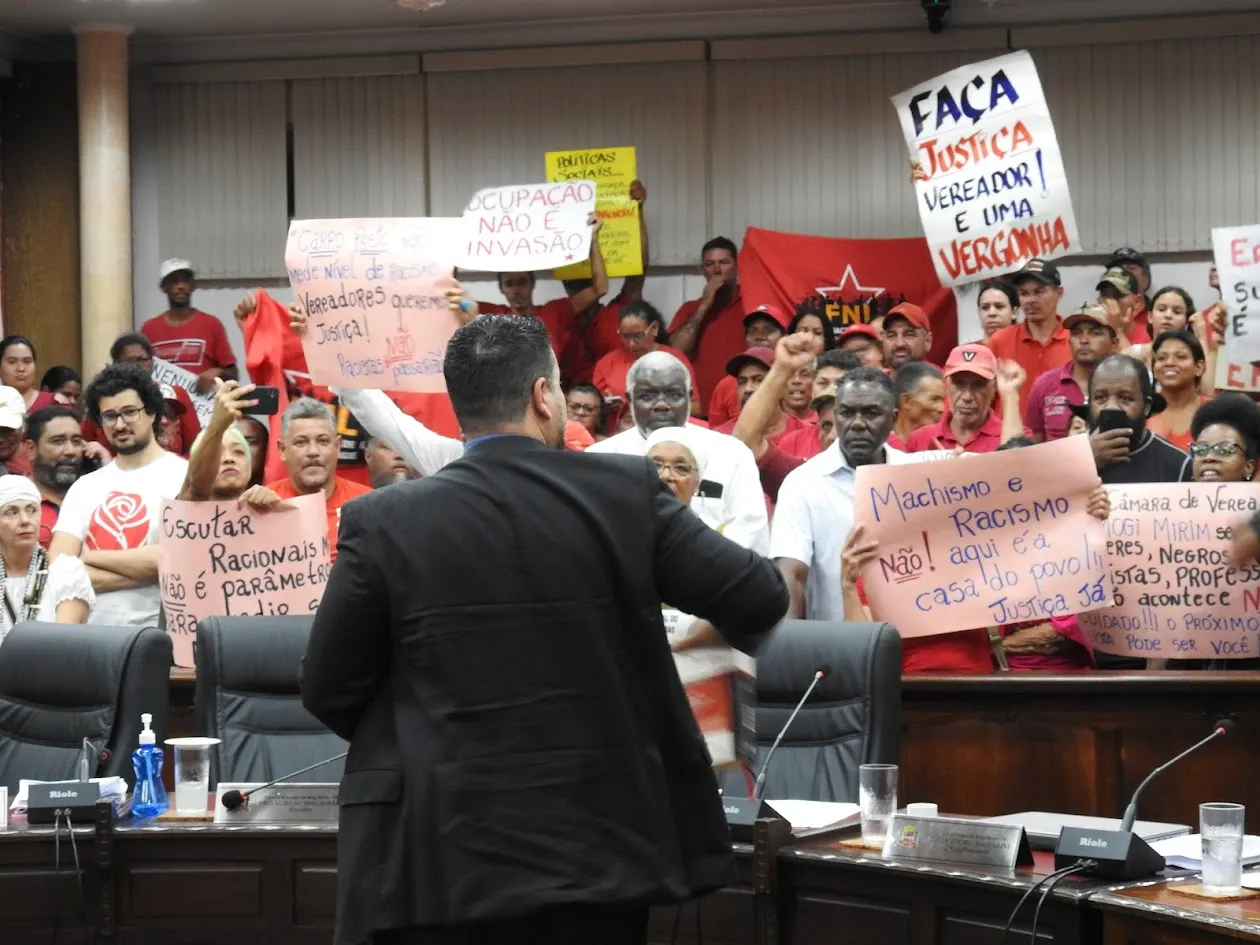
[981,812,1192,851]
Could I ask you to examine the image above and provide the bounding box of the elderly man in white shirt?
[586,351,769,554]
[772,365,949,620]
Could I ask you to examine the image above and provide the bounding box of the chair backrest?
[0,621,173,794]
[195,616,345,785]
[720,619,902,803]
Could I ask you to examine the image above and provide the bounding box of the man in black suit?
[301,315,789,945]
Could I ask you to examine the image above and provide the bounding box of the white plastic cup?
[164,737,221,814]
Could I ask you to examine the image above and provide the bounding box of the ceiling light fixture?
[395,0,446,11]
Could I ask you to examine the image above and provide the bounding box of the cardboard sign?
[1215,352,1260,393]
[458,181,596,273]
[1213,225,1260,368]
[545,147,642,280]
[892,51,1079,287]
[151,358,214,426]
[158,495,332,667]
[285,217,460,392]
[1078,483,1260,660]
[853,437,1112,635]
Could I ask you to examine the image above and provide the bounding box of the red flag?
[739,227,958,366]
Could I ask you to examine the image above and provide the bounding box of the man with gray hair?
[267,396,371,561]
[588,351,769,553]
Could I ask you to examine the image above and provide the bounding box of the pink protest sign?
[852,436,1112,635]
[285,217,459,391]
[158,495,332,667]
[458,181,597,272]
[1078,483,1260,661]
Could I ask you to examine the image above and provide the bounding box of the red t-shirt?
[82,386,202,459]
[267,475,372,562]
[39,498,60,548]
[774,420,823,460]
[856,577,993,672]
[141,310,237,374]
[667,290,746,415]
[563,289,635,384]
[707,375,740,427]
[906,409,1007,454]
[592,345,699,401]
[985,319,1071,415]
[755,442,805,502]
[480,300,576,364]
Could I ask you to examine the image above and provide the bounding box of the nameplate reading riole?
[882,814,1034,870]
[213,783,340,825]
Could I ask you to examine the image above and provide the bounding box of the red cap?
[158,383,187,414]
[885,302,930,332]
[838,324,881,345]
[943,344,997,380]
[564,420,595,451]
[743,304,789,329]
[725,346,776,376]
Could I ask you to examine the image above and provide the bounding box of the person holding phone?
[1087,354,1191,485]
[177,379,285,510]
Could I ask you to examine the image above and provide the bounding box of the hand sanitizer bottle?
[131,713,168,819]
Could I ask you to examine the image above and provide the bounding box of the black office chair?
[720,619,902,803]
[0,622,173,794]
[195,616,345,785]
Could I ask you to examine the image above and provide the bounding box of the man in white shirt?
[49,363,188,627]
[587,351,769,553]
[772,366,946,619]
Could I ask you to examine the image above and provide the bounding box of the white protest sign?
[892,51,1079,287]
[151,358,214,426]
[458,181,596,272]
[1212,225,1260,368]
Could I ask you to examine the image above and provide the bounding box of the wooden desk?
[901,673,1260,832]
[1094,880,1260,944]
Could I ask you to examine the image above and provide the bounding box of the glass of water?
[165,737,221,814]
[1200,802,1246,893]
[859,764,898,846]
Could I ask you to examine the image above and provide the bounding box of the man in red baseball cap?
[881,302,933,370]
[706,304,789,427]
[713,345,813,443]
[905,344,1025,453]
[837,324,886,369]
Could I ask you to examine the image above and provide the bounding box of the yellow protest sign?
[545,146,642,280]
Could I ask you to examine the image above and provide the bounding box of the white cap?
[139,712,155,745]
[159,258,195,282]
[0,385,26,430]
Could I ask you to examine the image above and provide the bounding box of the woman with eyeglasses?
[592,301,700,416]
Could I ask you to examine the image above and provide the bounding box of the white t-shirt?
[53,451,188,628]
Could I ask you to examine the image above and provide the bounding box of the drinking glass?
[1200,802,1245,893]
[859,764,898,846]
[165,736,221,814]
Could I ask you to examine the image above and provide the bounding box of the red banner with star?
[738,227,958,366]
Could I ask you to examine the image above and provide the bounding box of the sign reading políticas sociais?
[892,50,1080,287]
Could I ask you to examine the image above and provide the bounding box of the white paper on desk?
[765,799,861,834]
[1152,833,1260,869]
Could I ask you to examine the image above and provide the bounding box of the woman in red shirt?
[592,301,699,415]
[1147,329,1208,451]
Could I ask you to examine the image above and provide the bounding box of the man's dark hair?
[817,349,861,372]
[566,382,601,399]
[444,315,556,436]
[1191,394,1260,460]
[997,436,1037,452]
[701,236,738,258]
[893,360,943,401]
[25,405,80,445]
[83,362,165,426]
[836,365,896,403]
[109,332,153,362]
[39,365,80,392]
[497,271,537,290]
[1151,328,1205,364]
[1088,354,1153,402]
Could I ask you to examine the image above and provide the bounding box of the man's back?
[302,435,787,943]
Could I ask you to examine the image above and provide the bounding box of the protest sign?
[852,437,1111,635]
[458,181,596,273]
[151,358,214,426]
[158,495,332,667]
[1215,354,1260,393]
[285,218,459,392]
[1077,483,1260,661]
[1212,224,1260,368]
[892,51,1079,287]
[545,147,642,280]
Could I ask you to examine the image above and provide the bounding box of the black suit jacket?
[301,435,788,943]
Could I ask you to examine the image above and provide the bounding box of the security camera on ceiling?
[921,0,952,34]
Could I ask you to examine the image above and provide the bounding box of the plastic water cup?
[165,737,221,814]
[859,764,898,846]
[1200,802,1245,893]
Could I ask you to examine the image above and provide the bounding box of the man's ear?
[532,376,554,421]
[21,439,35,465]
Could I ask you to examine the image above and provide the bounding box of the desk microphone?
[752,665,829,800]
[219,751,348,812]
[1054,719,1235,879]
[1120,718,1233,832]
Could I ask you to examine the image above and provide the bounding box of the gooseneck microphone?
[752,665,830,800]
[1119,718,1234,832]
[220,751,349,811]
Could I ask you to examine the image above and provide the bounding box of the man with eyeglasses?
[987,258,1072,414]
[48,363,188,628]
[588,351,769,553]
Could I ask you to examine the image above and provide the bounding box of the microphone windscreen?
[1216,718,1236,735]
[816,664,832,679]
[220,790,245,811]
